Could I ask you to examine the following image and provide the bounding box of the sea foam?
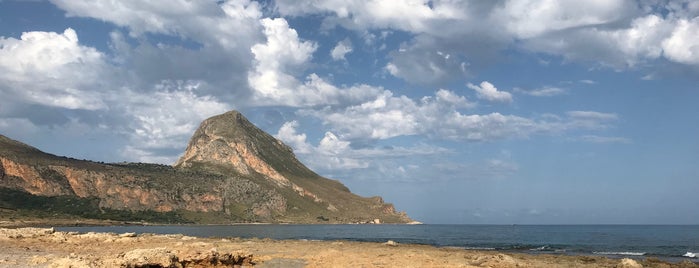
[593,251,646,256]
[684,252,697,258]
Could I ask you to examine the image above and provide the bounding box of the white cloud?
[275,120,451,174]
[275,121,313,154]
[307,89,476,140]
[330,39,353,61]
[251,18,317,72]
[274,0,463,33]
[275,1,497,85]
[518,14,699,68]
[0,28,110,110]
[121,81,230,153]
[51,0,263,48]
[662,18,699,65]
[50,0,265,98]
[565,111,619,130]
[567,111,618,121]
[494,0,637,39]
[467,81,513,103]
[248,18,388,107]
[248,17,333,106]
[275,121,369,170]
[312,94,471,141]
[302,88,619,144]
[514,86,566,97]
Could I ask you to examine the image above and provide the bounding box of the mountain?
[0,111,412,224]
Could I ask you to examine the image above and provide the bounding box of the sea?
[56,224,699,263]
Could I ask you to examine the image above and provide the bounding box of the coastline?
[1,227,696,268]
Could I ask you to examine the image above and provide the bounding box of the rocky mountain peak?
[174,110,307,186]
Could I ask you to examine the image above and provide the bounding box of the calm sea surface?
[56,225,699,262]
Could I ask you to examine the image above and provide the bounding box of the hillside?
[0,111,411,224]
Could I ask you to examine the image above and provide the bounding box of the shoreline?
[1,227,697,267]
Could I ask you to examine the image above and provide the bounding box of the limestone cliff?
[0,111,412,224]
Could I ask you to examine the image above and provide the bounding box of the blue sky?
[1,0,698,224]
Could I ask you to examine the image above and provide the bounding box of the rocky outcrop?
[0,158,74,196]
[0,110,412,223]
[175,111,293,181]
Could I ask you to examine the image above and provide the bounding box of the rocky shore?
[1,227,696,268]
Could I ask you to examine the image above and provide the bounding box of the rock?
[115,247,255,268]
[384,240,398,246]
[468,253,518,267]
[372,218,382,224]
[119,232,137,238]
[118,248,178,267]
[0,227,54,239]
[617,258,643,268]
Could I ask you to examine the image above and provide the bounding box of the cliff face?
[0,154,224,214]
[0,111,412,224]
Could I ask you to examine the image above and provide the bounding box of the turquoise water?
[57,225,699,261]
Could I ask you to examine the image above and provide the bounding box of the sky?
[0,0,698,224]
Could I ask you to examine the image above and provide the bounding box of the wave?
[593,251,646,256]
[684,252,697,258]
[530,245,551,251]
[463,247,496,250]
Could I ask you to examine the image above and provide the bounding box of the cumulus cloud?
[0,28,110,110]
[248,17,318,105]
[662,18,699,65]
[275,120,450,174]
[330,39,353,61]
[248,18,389,107]
[275,121,369,170]
[121,81,230,154]
[303,89,477,140]
[467,81,513,103]
[302,87,616,144]
[275,121,313,154]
